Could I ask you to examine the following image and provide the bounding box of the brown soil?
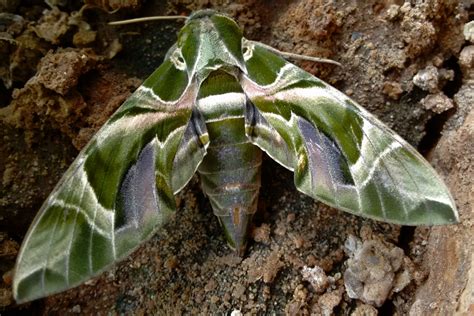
[1,0,472,315]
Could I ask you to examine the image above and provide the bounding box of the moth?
[13,9,458,303]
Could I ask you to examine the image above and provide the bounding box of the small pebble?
[420,92,454,114]
[386,4,400,20]
[301,265,329,293]
[71,305,81,313]
[382,81,403,100]
[413,65,439,93]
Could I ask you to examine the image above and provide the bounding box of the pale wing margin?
[241,45,458,225]
[13,64,204,303]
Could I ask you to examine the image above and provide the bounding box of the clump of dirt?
[1,48,99,144]
[1,0,472,315]
[1,47,140,149]
[0,14,49,91]
[343,236,414,307]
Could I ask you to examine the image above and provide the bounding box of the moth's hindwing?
[13,57,208,303]
[241,44,458,225]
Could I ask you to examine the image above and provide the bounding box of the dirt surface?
[0,0,472,315]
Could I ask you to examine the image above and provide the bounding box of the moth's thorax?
[196,70,245,122]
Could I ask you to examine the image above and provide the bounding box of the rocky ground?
[0,0,472,315]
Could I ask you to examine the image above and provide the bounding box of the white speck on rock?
[459,45,474,81]
[301,265,329,293]
[230,310,242,316]
[413,65,440,93]
[344,234,362,256]
[71,305,81,313]
[464,21,474,43]
[386,5,400,20]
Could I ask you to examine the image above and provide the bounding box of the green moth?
[13,9,458,303]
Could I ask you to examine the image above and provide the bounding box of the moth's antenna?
[252,41,341,67]
[108,15,188,26]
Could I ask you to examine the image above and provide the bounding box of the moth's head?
[186,9,220,21]
[174,10,247,78]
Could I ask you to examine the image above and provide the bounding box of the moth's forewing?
[241,44,458,225]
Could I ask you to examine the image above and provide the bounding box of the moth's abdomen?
[197,116,262,255]
[195,70,262,254]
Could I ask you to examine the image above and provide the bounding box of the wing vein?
[357,124,409,220]
[41,193,63,293]
[64,173,88,286]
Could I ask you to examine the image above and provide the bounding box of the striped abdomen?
[196,71,262,254]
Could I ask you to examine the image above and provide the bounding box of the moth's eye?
[171,50,186,70]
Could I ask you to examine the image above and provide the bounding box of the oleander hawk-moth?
[13,10,458,303]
